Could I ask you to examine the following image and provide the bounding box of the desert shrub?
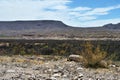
[19,47,26,55]
[107,52,119,61]
[41,47,53,55]
[81,42,107,68]
[12,43,26,55]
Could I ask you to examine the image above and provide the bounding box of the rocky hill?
[0,20,120,39]
[103,23,120,29]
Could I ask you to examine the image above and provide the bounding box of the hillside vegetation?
[0,40,119,61]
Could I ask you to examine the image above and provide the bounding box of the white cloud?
[67,5,120,22]
[0,0,120,27]
[82,5,120,16]
[0,0,71,20]
[72,7,91,11]
[78,16,97,21]
[50,5,68,10]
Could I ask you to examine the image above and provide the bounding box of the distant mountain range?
[0,20,120,30]
[0,20,120,39]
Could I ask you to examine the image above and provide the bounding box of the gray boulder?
[68,54,83,62]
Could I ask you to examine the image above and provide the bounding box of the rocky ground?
[0,55,120,80]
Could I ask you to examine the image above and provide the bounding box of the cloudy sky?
[0,0,120,27]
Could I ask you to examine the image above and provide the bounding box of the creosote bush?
[81,42,107,68]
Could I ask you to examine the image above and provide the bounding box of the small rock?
[77,67,83,70]
[52,73,62,77]
[6,69,15,73]
[99,60,108,68]
[78,73,83,78]
[50,76,57,80]
[74,73,83,80]
[21,64,28,68]
[109,64,116,68]
[62,74,67,77]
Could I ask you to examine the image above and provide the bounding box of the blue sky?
[0,0,120,27]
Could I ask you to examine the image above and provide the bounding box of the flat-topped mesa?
[0,20,70,30]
